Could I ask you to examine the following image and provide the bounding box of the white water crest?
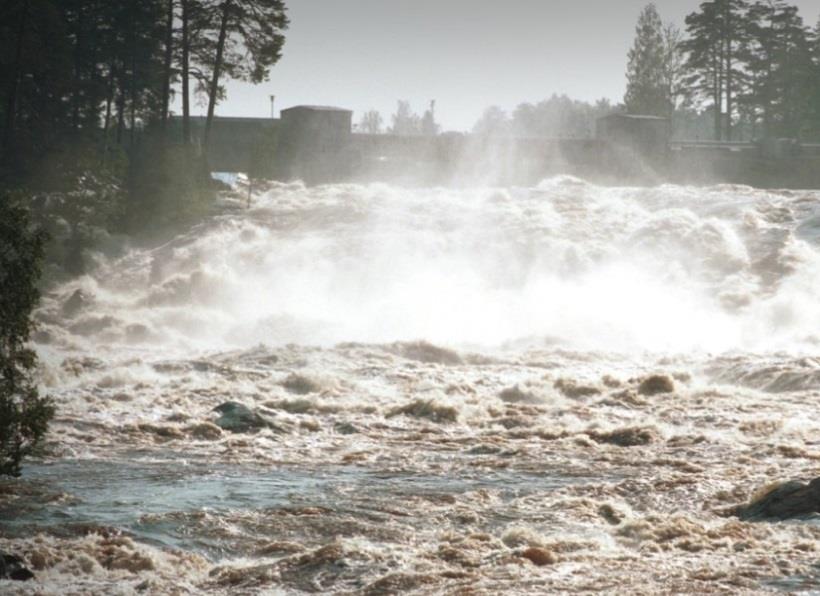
[41,177,820,355]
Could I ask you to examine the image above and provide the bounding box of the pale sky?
[187,0,820,131]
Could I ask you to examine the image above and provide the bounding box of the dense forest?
[630,0,820,141]
[0,0,288,231]
[0,0,288,475]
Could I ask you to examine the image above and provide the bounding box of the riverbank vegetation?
[0,0,288,475]
[0,195,54,477]
[467,1,820,142]
[0,0,289,264]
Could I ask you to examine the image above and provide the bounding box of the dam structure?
[171,106,820,188]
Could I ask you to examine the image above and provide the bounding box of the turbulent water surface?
[2,177,820,594]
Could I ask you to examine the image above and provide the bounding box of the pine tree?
[682,0,749,140]
[197,0,289,153]
[473,106,511,136]
[358,110,383,134]
[0,195,54,477]
[624,4,668,116]
[159,0,175,133]
[662,23,691,117]
[420,100,439,135]
[509,95,616,138]
[741,1,814,137]
[390,100,421,135]
[1,0,74,166]
[810,16,820,139]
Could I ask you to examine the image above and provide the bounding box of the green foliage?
[388,100,438,136]
[473,106,512,136]
[189,0,289,88]
[357,110,384,135]
[810,18,820,139]
[0,0,281,258]
[0,0,74,173]
[625,4,669,116]
[740,1,815,138]
[682,0,749,140]
[0,194,55,477]
[420,101,439,136]
[125,140,215,232]
[680,0,819,140]
[389,101,421,135]
[510,95,618,138]
[0,0,168,173]
[5,139,128,276]
[188,0,288,153]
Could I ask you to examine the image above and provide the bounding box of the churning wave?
[38,177,820,355]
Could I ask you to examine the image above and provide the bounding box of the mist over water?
[5,178,820,594]
[46,177,820,355]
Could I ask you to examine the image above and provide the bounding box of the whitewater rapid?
[34,177,820,354]
[2,178,820,594]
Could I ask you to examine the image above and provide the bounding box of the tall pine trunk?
[129,23,137,148]
[70,4,86,133]
[724,6,734,142]
[103,63,115,157]
[725,37,732,141]
[763,15,775,137]
[116,76,126,145]
[203,0,232,152]
[181,0,191,145]
[713,46,722,140]
[3,0,29,151]
[160,0,174,133]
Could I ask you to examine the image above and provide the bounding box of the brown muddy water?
[2,178,820,594]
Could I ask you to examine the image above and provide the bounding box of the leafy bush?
[126,139,215,232]
[0,194,55,477]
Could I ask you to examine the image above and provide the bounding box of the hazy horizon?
[176,0,820,131]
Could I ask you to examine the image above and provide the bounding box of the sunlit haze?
[196,0,820,129]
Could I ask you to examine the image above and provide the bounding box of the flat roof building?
[596,113,670,155]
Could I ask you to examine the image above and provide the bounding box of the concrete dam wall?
[171,107,820,189]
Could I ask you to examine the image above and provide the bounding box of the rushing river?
[2,177,820,594]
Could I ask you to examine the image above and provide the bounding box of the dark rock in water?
[637,375,675,396]
[598,503,625,525]
[499,385,542,404]
[282,373,322,395]
[467,444,502,455]
[554,378,600,398]
[389,341,463,365]
[733,478,820,521]
[334,422,359,435]
[62,289,91,317]
[69,315,118,336]
[0,552,34,581]
[588,426,659,447]
[520,547,556,566]
[212,402,286,433]
[388,399,459,423]
[186,422,223,440]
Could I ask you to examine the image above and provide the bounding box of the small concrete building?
[280,106,352,145]
[276,106,353,183]
[596,114,670,155]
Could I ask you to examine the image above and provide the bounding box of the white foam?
[39,179,820,357]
